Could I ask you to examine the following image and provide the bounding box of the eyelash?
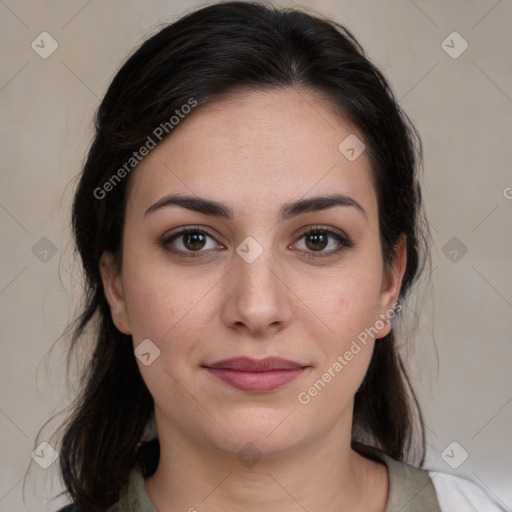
[160,225,354,259]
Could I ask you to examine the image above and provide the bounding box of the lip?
[206,356,305,371]
[203,357,308,392]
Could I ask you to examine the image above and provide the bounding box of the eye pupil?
[184,232,206,251]
[306,232,328,251]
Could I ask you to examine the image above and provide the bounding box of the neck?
[145,408,388,512]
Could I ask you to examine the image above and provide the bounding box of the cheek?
[292,255,384,399]
[122,265,214,411]
[294,270,381,417]
[122,247,209,336]
[299,260,383,342]
[121,253,223,385]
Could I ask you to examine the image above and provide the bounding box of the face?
[100,88,406,457]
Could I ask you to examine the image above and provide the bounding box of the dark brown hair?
[53,1,432,510]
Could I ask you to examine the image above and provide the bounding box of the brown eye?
[305,232,329,251]
[294,227,353,257]
[182,231,207,251]
[161,227,222,257]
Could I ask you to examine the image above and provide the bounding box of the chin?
[199,413,312,460]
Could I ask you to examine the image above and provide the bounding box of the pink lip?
[204,357,307,392]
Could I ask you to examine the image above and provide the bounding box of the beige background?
[1,0,511,510]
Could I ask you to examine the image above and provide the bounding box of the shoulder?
[354,443,509,512]
[428,470,510,512]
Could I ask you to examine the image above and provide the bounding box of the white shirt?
[429,470,510,512]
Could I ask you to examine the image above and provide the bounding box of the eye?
[160,225,354,259]
[160,226,223,257]
[292,226,353,258]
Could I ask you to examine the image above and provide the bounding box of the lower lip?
[205,368,306,392]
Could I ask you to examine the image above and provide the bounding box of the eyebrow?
[144,193,367,222]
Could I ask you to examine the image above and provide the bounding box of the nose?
[219,245,293,337]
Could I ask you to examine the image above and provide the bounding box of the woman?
[51,1,507,511]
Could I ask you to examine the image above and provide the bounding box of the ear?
[375,233,407,339]
[99,251,132,335]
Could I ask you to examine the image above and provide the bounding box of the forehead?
[126,88,377,222]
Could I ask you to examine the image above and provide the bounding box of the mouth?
[203,357,308,392]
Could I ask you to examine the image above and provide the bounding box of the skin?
[100,87,407,512]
